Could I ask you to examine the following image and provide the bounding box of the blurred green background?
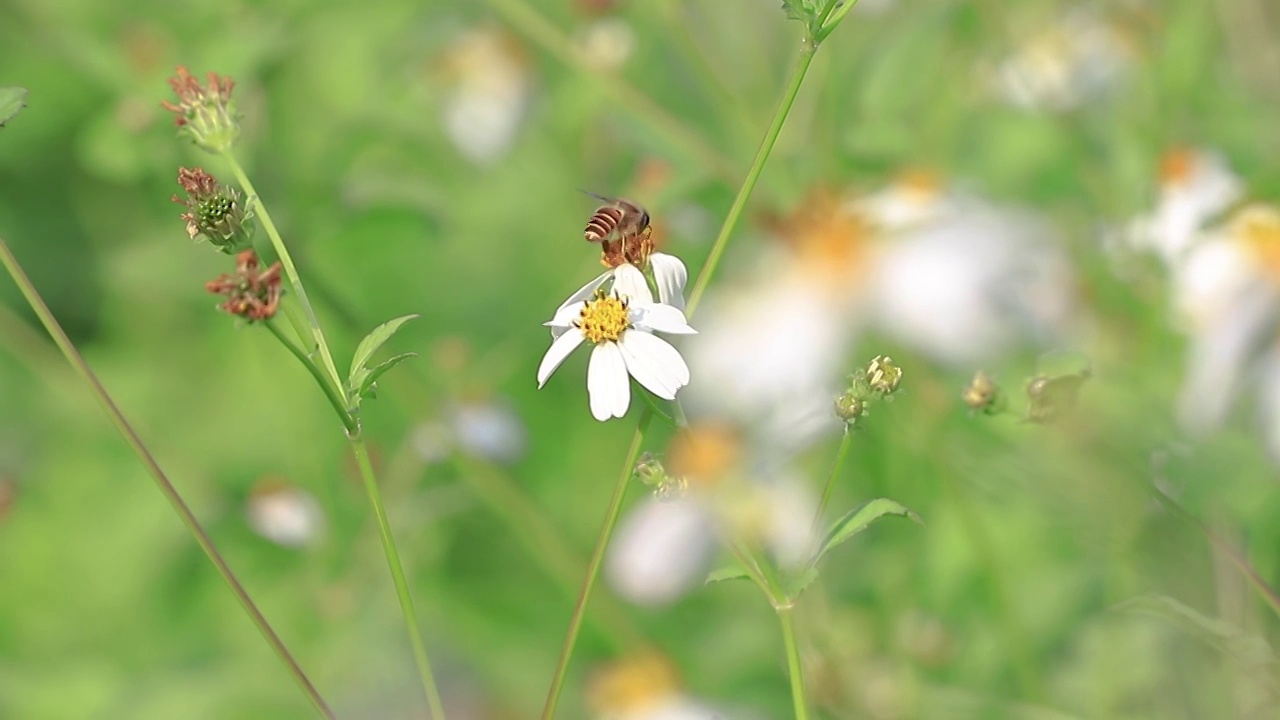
[4,0,1280,718]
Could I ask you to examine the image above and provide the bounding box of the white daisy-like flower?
[1126,148,1244,266]
[538,264,696,421]
[556,252,689,313]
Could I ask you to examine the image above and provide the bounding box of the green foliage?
[346,313,418,409]
[705,565,752,585]
[0,86,26,128]
[813,498,922,566]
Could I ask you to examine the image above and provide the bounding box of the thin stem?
[541,411,652,720]
[812,426,854,532]
[815,0,862,43]
[0,236,335,720]
[686,42,820,316]
[220,152,346,397]
[265,320,357,434]
[778,606,810,720]
[349,433,448,720]
[1149,486,1280,617]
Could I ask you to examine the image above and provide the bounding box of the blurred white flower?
[439,26,532,165]
[1125,148,1245,265]
[1169,204,1280,454]
[866,194,1076,366]
[246,480,324,548]
[539,264,696,421]
[987,8,1135,112]
[578,16,636,71]
[606,496,716,607]
[587,652,724,720]
[410,399,528,466]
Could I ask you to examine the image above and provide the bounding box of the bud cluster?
[633,452,688,501]
[834,355,904,425]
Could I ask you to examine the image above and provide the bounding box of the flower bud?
[834,391,867,424]
[173,167,254,253]
[962,370,1004,414]
[161,66,241,153]
[866,355,903,397]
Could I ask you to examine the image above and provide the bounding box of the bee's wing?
[577,188,618,204]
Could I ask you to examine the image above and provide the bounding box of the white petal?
[650,252,688,310]
[618,331,689,400]
[536,330,584,388]
[588,342,631,420]
[605,497,716,607]
[634,303,697,335]
[545,301,586,329]
[611,263,653,304]
[554,271,611,317]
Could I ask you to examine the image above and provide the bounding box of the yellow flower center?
[576,292,630,344]
[1235,204,1280,283]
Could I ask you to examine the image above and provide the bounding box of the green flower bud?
[962,370,1004,415]
[834,391,867,424]
[866,355,903,396]
[172,167,255,253]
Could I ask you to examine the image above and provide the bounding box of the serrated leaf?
[814,498,921,565]
[0,87,28,127]
[357,352,417,401]
[705,566,752,585]
[348,313,418,385]
[784,567,819,599]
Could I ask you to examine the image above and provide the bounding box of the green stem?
[685,40,820,316]
[0,236,335,720]
[778,606,810,720]
[265,320,357,434]
[812,426,854,532]
[220,152,346,397]
[541,411,652,719]
[350,433,448,720]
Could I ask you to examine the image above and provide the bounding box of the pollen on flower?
[1233,204,1280,281]
[575,291,630,344]
[1158,146,1196,187]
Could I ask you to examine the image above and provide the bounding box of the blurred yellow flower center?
[576,293,630,344]
[668,422,742,489]
[586,652,683,714]
[1158,147,1196,186]
[1234,204,1280,282]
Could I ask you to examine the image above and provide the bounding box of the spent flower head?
[173,167,254,253]
[162,66,241,153]
[206,250,283,322]
[962,370,1005,415]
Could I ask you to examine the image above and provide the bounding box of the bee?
[580,191,654,268]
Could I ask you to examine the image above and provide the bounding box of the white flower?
[538,264,696,421]
[246,482,324,548]
[1126,148,1244,266]
[440,26,532,165]
[555,253,689,314]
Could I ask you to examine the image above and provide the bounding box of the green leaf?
[780,0,819,25]
[357,352,417,401]
[705,566,752,585]
[784,567,819,599]
[814,498,922,564]
[347,314,418,407]
[0,87,28,128]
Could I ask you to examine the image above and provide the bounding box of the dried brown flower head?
[205,250,283,322]
[161,66,240,152]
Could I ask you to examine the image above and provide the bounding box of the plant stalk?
[0,236,336,719]
[778,606,810,720]
[265,320,357,434]
[813,427,854,533]
[350,433,448,719]
[540,411,652,719]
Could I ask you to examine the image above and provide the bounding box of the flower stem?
[812,427,854,532]
[220,156,446,716]
[541,410,652,719]
[265,320,357,434]
[220,152,346,396]
[685,35,822,316]
[778,606,810,720]
[350,432,448,720]
[0,236,335,720]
